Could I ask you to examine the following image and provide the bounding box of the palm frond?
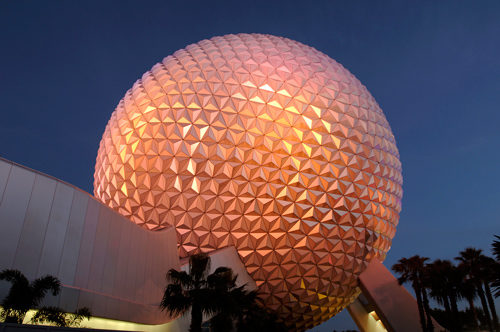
[492,235,500,262]
[491,237,500,298]
[455,247,483,264]
[66,307,92,327]
[207,267,236,290]
[167,269,192,287]
[159,253,277,331]
[31,275,61,307]
[392,259,409,285]
[160,284,191,316]
[31,306,67,327]
[0,270,29,285]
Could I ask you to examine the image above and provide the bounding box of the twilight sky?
[1,1,499,330]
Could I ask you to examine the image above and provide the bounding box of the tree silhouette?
[160,253,286,332]
[0,269,91,327]
[492,235,500,298]
[480,256,499,331]
[0,269,60,324]
[206,268,256,331]
[30,307,91,327]
[160,253,276,332]
[426,259,460,331]
[160,253,214,332]
[208,282,286,332]
[392,255,434,332]
[457,267,481,332]
[393,243,500,332]
[456,248,497,332]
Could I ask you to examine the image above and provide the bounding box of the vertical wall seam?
[142,228,150,304]
[35,180,59,277]
[11,171,38,270]
[83,205,102,291]
[96,208,110,294]
[74,198,92,288]
[0,163,13,207]
[55,188,77,280]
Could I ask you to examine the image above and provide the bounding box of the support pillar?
[347,259,444,332]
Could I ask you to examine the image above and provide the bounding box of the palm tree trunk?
[442,295,453,330]
[421,288,434,332]
[466,295,480,332]
[190,303,203,332]
[415,286,427,332]
[484,281,499,331]
[477,282,494,332]
[449,294,460,332]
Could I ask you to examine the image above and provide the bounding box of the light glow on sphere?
[94,34,403,330]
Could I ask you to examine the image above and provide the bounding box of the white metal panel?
[146,231,162,303]
[101,212,122,296]
[91,294,107,320]
[104,297,121,320]
[0,165,36,269]
[0,160,12,204]
[135,228,148,304]
[143,233,154,304]
[57,286,80,313]
[76,290,95,316]
[151,229,178,304]
[0,158,185,325]
[125,221,140,302]
[156,229,179,297]
[87,205,112,293]
[58,190,89,285]
[112,216,132,298]
[13,174,57,279]
[73,197,100,289]
[37,182,74,277]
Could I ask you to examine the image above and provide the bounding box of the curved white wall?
[0,157,180,325]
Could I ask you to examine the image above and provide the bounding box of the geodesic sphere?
[94,33,403,330]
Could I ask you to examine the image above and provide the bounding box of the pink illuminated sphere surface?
[94,34,403,330]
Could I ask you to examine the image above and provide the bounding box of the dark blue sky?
[1,1,499,330]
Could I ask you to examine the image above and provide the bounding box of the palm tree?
[209,284,256,331]
[0,269,60,324]
[457,266,480,332]
[161,253,262,332]
[232,300,287,332]
[480,256,499,331]
[392,255,434,332]
[456,248,495,332]
[447,264,466,331]
[161,253,214,332]
[426,259,460,331]
[30,307,91,327]
[208,279,287,332]
[493,235,500,298]
[207,270,255,331]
